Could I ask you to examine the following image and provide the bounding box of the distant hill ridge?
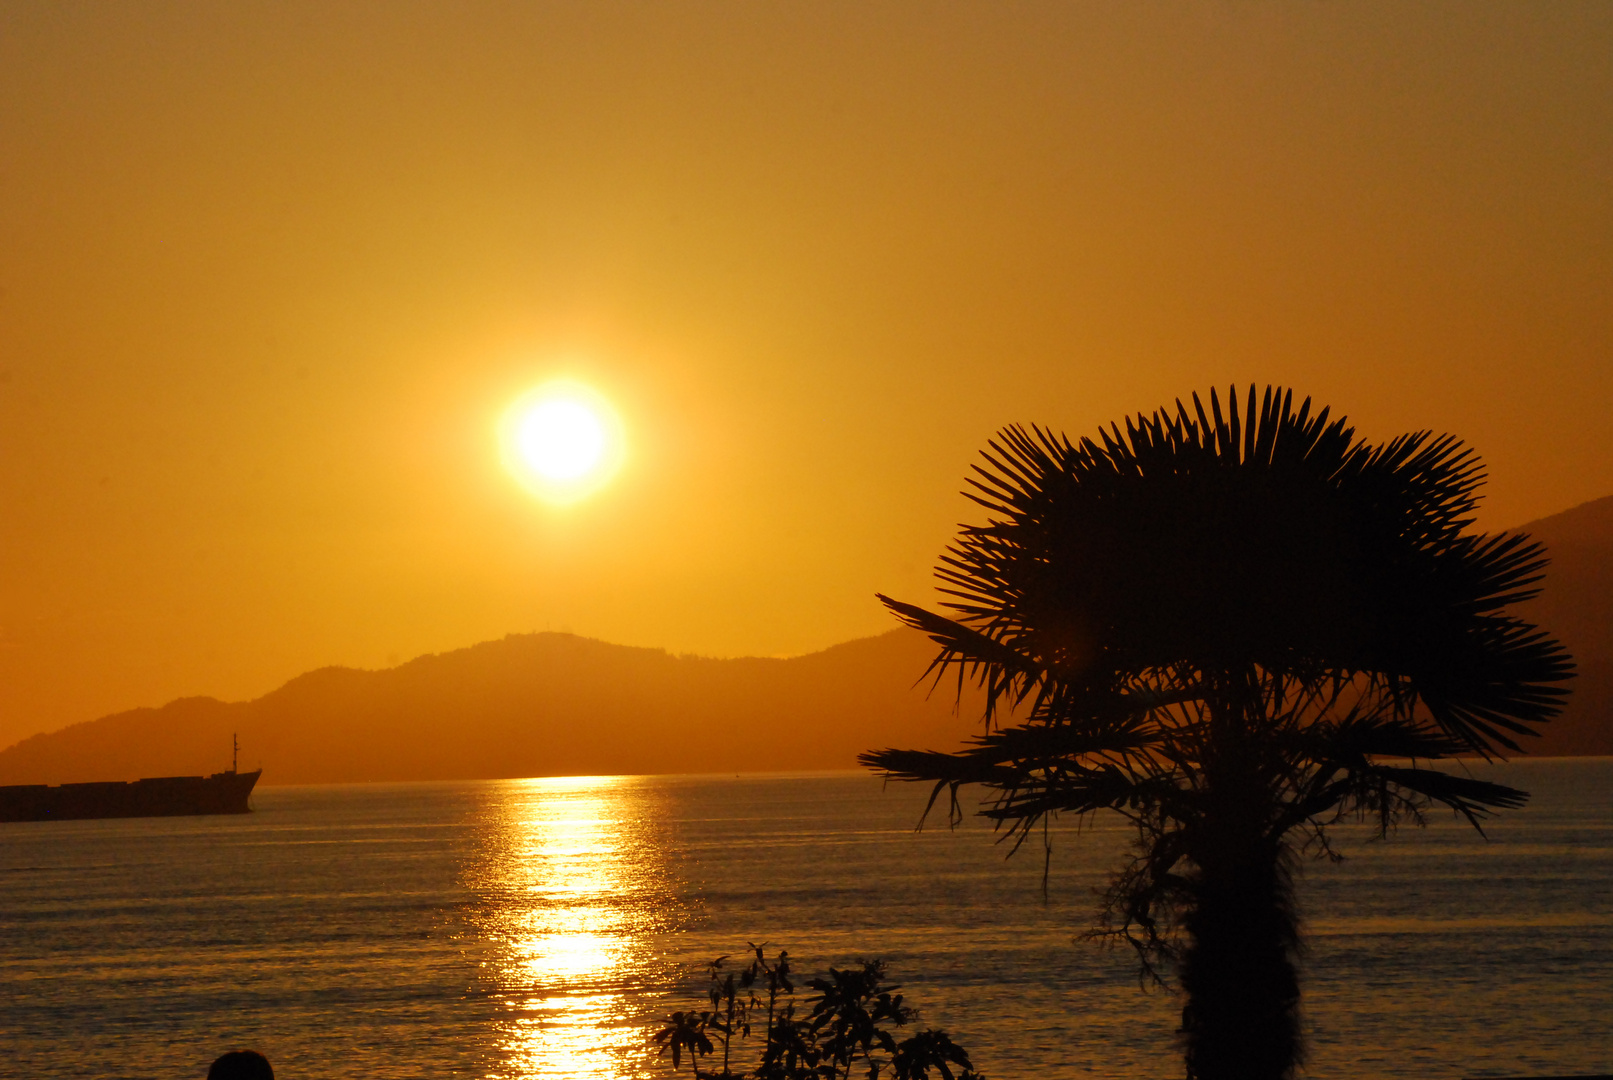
[0,629,989,785]
[1511,494,1613,757]
[2,495,1608,786]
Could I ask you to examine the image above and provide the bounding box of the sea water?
[2,760,1609,1080]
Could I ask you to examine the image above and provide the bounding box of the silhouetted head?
[208,1050,273,1080]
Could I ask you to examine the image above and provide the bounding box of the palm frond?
[1369,764,1529,813]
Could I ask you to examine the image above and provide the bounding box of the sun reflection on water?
[466,776,683,1080]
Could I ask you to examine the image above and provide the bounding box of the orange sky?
[1,3,1610,749]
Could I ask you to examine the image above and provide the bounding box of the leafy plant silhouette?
[705,956,744,1077]
[804,960,913,1080]
[654,1009,716,1077]
[860,386,1574,1080]
[656,946,984,1080]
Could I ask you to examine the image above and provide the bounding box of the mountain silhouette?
[0,629,990,785]
[1513,494,1613,756]
[2,496,1607,787]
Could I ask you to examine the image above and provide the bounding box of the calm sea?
[2,760,1609,1080]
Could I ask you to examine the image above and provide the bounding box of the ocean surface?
[2,760,1609,1080]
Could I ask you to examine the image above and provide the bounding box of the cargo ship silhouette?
[0,735,260,823]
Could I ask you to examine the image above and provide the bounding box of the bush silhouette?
[656,945,985,1080]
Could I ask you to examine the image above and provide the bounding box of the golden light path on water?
[466,776,683,1080]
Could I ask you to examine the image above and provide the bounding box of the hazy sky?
[2,2,1609,746]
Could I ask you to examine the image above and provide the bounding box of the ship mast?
[232,733,238,774]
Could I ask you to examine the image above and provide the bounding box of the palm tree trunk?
[1178,781,1302,1080]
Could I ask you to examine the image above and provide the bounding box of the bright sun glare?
[517,399,606,481]
[502,383,623,503]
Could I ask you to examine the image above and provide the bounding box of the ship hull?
[0,770,261,823]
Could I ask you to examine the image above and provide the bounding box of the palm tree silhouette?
[860,386,1573,1080]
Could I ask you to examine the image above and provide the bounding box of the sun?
[501,382,624,503]
[517,398,606,481]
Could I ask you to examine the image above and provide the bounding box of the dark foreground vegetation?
[655,945,984,1080]
[863,386,1574,1080]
